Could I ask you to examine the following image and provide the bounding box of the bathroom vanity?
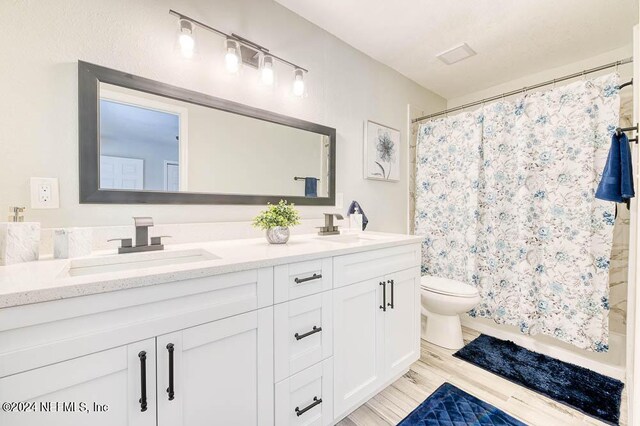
[0,232,422,425]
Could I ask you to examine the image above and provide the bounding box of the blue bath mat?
[454,334,624,425]
[398,382,525,425]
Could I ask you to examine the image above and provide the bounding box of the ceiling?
[275,0,638,99]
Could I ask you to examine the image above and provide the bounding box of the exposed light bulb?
[179,34,195,57]
[293,69,305,97]
[178,19,195,58]
[225,39,241,74]
[261,55,274,86]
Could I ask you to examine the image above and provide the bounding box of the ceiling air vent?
[436,43,476,65]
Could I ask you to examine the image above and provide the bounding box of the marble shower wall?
[608,93,633,335]
[609,204,629,335]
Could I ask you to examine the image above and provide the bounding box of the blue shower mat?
[398,382,526,426]
[454,334,624,425]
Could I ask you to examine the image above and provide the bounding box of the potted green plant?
[253,200,301,244]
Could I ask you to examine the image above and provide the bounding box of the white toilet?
[420,275,481,350]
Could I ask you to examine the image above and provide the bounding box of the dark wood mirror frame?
[78,61,336,205]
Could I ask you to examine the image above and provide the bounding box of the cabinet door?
[332,278,385,419]
[384,268,421,380]
[157,308,274,426]
[0,339,156,426]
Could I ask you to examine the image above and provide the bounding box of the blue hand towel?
[304,177,318,198]
[347,200,369,230]
[596,132,635,203]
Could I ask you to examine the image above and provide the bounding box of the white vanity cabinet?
[0,267,275,426]
[156,308,274,426]
[332,245,421,421]
[0,237,422,426]
[0,339,157,426]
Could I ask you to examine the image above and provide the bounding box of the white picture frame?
[364,120,400,182]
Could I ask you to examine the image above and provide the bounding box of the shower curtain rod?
[412,57,633,123]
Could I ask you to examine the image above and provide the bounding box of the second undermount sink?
[61,248,219,277]
[314,233,382,244]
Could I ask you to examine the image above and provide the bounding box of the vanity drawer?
[274,258,332,303]
[333,243,421,288]
[274,292,333,382]
[275,358,333,426]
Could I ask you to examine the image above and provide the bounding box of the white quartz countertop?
[0,232,423,309]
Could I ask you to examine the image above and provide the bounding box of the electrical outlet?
[30,177,59,209]
[335,192,344,209]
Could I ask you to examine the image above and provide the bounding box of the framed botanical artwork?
[364,120,400,182]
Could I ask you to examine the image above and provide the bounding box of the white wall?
[447,46,633,108]
[0,0,445,232]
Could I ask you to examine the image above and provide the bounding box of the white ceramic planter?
[266,227,290,244]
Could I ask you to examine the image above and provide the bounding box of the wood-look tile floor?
[338,327,627,426]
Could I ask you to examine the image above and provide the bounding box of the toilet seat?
[421,276,478,298]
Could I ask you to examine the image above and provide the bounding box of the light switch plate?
[30,177,59,209]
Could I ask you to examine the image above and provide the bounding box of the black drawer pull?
[379,281,386,311]
[295,326,322,340]
[138,351,148,412]
[387,279,395,309]
[166,343,175,401]
[294,273,322,284]
[295,396,322,417]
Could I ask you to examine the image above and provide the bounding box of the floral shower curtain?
[414,74,620,351]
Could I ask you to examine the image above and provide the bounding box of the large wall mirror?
[79,61,336,205]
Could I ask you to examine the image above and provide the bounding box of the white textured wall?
[447,46,633,108]
[0,0,445,232]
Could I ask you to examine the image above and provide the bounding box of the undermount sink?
[314,233,381,244]
[61,248,219,277]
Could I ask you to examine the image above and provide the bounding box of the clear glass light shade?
[293,69,305,97]
[261,56,274,86]
[178,19,195,58]
[225,39,241,74]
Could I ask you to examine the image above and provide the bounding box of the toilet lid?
[421,276,478,298]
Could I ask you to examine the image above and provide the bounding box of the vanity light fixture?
[177,19,195,58]
[261,55,275,86]
[225,39,241,74]
[169,9,308,95]
[293,68,305,97]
